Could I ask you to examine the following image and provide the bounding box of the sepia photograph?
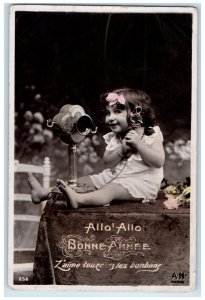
[8,4,197,291]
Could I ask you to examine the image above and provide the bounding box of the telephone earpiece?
[128,105,143,128]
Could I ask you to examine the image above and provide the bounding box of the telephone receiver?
[47,104,97,144]
[128,105,143,128]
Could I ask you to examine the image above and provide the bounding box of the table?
[33,197,190,287]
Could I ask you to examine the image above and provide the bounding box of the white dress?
[89,126,164,199]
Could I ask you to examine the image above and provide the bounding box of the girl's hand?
[121,137,132,154]
[125,130,165,168]
[125,130,142,150]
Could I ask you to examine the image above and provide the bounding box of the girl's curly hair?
[100,88,156,132]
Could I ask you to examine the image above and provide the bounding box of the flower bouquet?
[160,177,190,209]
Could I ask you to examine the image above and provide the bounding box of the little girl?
[28,88,165,209]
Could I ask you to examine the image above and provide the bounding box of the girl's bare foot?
[27,173,48,204]
[57,179,80,209]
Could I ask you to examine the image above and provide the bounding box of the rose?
[163,195,179,209]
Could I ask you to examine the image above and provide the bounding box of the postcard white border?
[8,4,198,293]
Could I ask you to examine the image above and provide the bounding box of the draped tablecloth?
[33,198,190,286]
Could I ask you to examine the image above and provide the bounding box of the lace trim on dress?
[103,132,121,151]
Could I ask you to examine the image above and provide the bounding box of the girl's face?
[105,104,130,133]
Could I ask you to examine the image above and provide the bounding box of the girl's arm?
[125,130,165,168]
[103,140,131,168]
